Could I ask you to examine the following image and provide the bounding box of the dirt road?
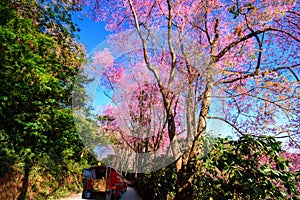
[61,187,142,200]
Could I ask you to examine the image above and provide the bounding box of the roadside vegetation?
[133,135,299,200]
[0,0,299,200]
[0,1,97,199]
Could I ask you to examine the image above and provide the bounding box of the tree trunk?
[174,79,213,199]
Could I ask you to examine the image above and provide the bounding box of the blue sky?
[73,13,108,53]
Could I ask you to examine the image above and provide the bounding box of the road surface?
[61,187,142,200]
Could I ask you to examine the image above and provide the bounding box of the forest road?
[61,187,142,200]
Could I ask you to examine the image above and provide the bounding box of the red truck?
[82,165,127,200]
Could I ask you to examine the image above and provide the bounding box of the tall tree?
[81,0,300,198]
[0,0,87,199]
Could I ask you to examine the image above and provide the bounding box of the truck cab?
[82,165,127,200]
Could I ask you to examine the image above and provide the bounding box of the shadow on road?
[62,187,142,200]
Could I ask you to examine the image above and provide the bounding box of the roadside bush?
[134,135,299,200]
[133,163,177,200]
[194,136,299,199]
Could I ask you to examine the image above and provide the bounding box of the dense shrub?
[134,135,299,200]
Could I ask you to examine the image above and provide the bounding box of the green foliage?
[134,164,177,200]
[194,135,298,200]
[134,135,298,200]
[0,0,93,199]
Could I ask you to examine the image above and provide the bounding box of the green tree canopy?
[0,1,91,199]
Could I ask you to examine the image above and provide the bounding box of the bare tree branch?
[207,116,245,136]
[167,0,177,87]
[216,63,300,85]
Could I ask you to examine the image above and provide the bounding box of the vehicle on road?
[82,165,127,200]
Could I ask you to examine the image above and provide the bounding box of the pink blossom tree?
[93,47,190,172]
[80,0,300,197]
